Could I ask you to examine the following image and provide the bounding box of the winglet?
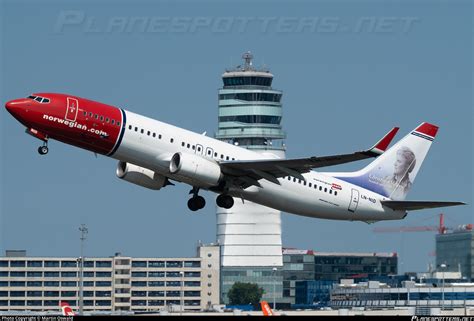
[368,127,400,155]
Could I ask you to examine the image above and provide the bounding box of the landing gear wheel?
[195,196,206,209]
[216,194,234,209]
[38,146,48,155]
[188,198,199,211]
[187,196,206,211]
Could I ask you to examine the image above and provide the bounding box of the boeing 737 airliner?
[5,93,464,222]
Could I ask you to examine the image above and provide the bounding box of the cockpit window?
[27,95,50,104]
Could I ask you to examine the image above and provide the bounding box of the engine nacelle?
[116,161,167,190]
[169,152,222,187]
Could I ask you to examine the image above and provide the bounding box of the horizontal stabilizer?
[381,200,466,211]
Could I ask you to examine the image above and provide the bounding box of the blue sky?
[0,0,472,273]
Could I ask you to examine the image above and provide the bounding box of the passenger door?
[348,188,359,213]
[65,97,79,122]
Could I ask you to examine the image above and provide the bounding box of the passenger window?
[147,131,150,136]
[314,185,317,189]
[198,147,201,152]
[329,189,333,194]
[100,116,104,121]
[303,181,306,186]
[293,178,296,182]
[334,191,338,196]
[170,138,174,143]
[152,133,156,138]
[106,118,110,123]
[226,156,229,160]
[83,111,87,116]
[232,158,235,160]
[111,119,115,125]
[319,186,322,191]
[94,114,98,119]
[129,125,132,130]
[192,145,195,150]
[141,129,144,134]
[324,188,327,193]
[89,112,93,117]
[220,154,224,159]
[158,134,162,139]
[214,152,217,157]
[135,127,138,132]
[116,121,120,126]
[309,183,312,187]
[181,142,185,147]
[187,144,191,148]
[207,150,211,155]
[288,177,291,181]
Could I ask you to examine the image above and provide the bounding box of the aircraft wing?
[220,127,399,187]
[381,201,466,211]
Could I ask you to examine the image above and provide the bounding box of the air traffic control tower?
[216,52,285,303]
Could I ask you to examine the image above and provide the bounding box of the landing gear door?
[348,188,359,213]
[65,97,79,122]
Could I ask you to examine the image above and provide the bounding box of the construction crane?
[373,214,473,235]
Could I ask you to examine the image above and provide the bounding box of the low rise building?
[281,249,398,307]
[0,244,219,313]
[330,278,474,309]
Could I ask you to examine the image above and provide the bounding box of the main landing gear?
[216,194,234,209]
[188,187,206,212]
[186,188,235,212]
[38,142,49,155]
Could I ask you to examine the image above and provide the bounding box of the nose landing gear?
[188,187,206,211]
[38,143,49,155]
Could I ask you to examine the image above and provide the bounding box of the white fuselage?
[113,110,406,222]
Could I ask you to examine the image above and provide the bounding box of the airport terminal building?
[0,245,220,313]
[329,278,474,309]
[281,249,398,307]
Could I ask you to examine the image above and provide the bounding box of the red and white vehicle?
[60,301,75,316]
[260,301,275,316]
[5,93,464,221]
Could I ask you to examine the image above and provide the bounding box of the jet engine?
[116,161,168,190]
[169,152,222,187]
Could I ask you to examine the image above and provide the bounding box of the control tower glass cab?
[216,52,286,156]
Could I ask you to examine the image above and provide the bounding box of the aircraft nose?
[5,99,28,116]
